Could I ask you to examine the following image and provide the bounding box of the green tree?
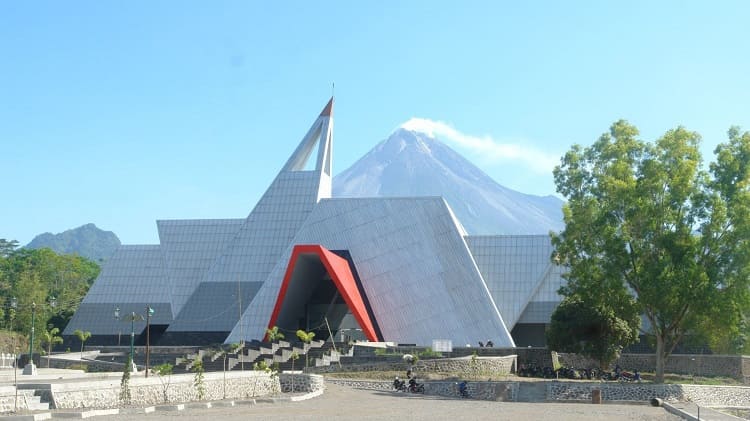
[192,358,205,400]
[289,350,300,391]
[153,363,174,402]
[73,329,91,359]
[251,360,273,397]
[266,325,285,342]
[41,326,64,367]
[290,350,299,372]
[214,343,241,399]
[296,329,315,368]
[552,121,750,382]
[13,270,47,338]
[0,239,19,258]
[0,247,100,334]
[120,355,132,404]
[546,295,640,369]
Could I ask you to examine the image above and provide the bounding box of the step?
[27,401,51,411]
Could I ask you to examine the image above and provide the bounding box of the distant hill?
[25,223,121,262]
[333,127,564,235]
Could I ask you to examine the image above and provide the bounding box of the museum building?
[63,98,566,348]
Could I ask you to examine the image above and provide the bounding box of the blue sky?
[2,1,749,245]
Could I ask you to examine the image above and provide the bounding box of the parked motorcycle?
[408,378,425,393]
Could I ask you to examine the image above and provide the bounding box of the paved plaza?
[103,383,681,421]
[3,368,745,420]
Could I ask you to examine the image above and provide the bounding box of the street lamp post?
[145,306,154,377]
[130,312,136,371]
[22,303,37,375]
[113,307,120,362]
[9,296,17,336]
[9,297,18,411]
[13,296,57,376]
[123,311,143,373]
[114,307,121,347]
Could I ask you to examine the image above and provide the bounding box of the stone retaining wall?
[548,381,750,407]
[328,378,749,407]
[326,378,517,401]
[418,355,516,375]
[309,356,515,377]
[556,353,749,381]
[46,370,282,409]
[279,373,325,393]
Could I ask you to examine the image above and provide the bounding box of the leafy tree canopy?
[0,239,19,258]
[0,244,100,349]
[546,295,640,369]
[552,121,750,382]
[265,326,285,342]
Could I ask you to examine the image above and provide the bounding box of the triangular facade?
[66,97,566,349]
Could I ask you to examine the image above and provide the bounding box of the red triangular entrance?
[267,244,380,342]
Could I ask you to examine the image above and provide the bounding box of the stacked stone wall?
[279,373,325,393]
[308,356,515,377]
[556,353,747,381]
[418,356,516,375]
[328,378,749,407]
[326,378,517,401]
[547,381,750,407]
[48,370,282,409]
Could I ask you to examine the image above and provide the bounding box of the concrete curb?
[185,402,211,409]
[291,388,324,401]
[118,406,155,414]
[50,409,119,419]
[2,414,52,421]
[154,404,185,411]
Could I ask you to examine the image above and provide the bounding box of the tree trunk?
[655,334,666,383]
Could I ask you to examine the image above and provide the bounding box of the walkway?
[91,384,680,421]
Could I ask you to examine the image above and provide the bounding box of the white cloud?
[400,117,559,173]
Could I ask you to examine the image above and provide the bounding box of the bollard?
[591,388,602,404]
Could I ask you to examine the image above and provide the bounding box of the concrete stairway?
[174,339,334,373]
[515,382,547,402]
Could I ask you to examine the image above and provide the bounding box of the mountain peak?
[26,224,121,261]
[398,118,438,138]
[333,124,564,235]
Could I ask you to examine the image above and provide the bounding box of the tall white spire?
[281,97,334,176]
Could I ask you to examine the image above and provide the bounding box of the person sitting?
[458,380,469,398]
[393,376,404,390]
[486,340,494,347]
[478,341,484,347]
